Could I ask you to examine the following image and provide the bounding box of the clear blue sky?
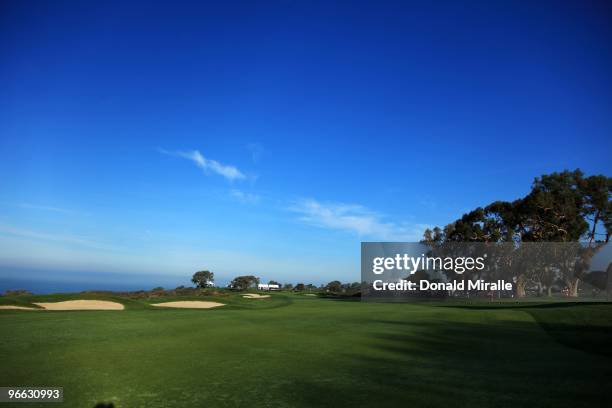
[0,0,610,290]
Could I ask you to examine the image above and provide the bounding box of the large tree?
[230,275,259,290]
[578,174,612,243]
[191,270,214,288]
[423,169,611,298]
[522,170,588,242]
[326,280,342,293]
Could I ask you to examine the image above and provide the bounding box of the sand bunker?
[242,294,270,299]
[34,300,125,310]
[0,305,37,310]
[151,301,224,309]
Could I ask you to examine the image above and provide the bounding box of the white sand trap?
[34,300,124,310]
[151,301,224,309]
[242,293,270,299]
[0,305,37,310]
[305,294,316,296]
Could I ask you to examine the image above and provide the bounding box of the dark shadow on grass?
[526,306,612,357]
[289,314,612,408]
[436,301,611,310]
[435,302,612,357]
[316,296,361,302]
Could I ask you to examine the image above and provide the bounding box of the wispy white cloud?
[159,148,245,181]
[229,189,260,204]
[0,224,118,251]
[19,203,73,214]
[290,199,429,241]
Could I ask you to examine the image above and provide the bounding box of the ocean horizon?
[0,268,193,294]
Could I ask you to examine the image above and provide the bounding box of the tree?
[604,211,612,243]
[326,280,342,293]
[578,175,612,244]
[230,275,259,290]
[192,270,214,288]
[283,283,293,290]
[294,283,305,291]
[269,280,280,286]
[523,170,588,242]
[422,169,611,298]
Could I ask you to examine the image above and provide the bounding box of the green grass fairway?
[1,294,611,407]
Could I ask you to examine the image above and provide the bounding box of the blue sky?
[0,1,611,289]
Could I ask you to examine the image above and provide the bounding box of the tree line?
[191,270,361,293]
[191,270,358,293]
[421,169,611,297]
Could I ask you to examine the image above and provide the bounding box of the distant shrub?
[325,280,343,293]
[80,290,114,296]
[64,287,231,300]
[3,289,33,296]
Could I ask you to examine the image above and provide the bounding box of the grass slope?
[0,293,610,407]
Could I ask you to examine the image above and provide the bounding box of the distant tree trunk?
[536,281,544,297]
[607,263,612,301]
[589,210,600,245]
[567,278,580,297]
[515,275,526,298]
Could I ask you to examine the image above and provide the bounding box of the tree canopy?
[326,280,343,293]
[230,275,259,290]
[422,169,611,298]
[191,270,214,288]
[424,170,611,244]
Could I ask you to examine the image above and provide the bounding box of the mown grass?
[0,293,610,407]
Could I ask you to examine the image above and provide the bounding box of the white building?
[258,283,280,291]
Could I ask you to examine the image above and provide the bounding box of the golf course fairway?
[0,293,610,407]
